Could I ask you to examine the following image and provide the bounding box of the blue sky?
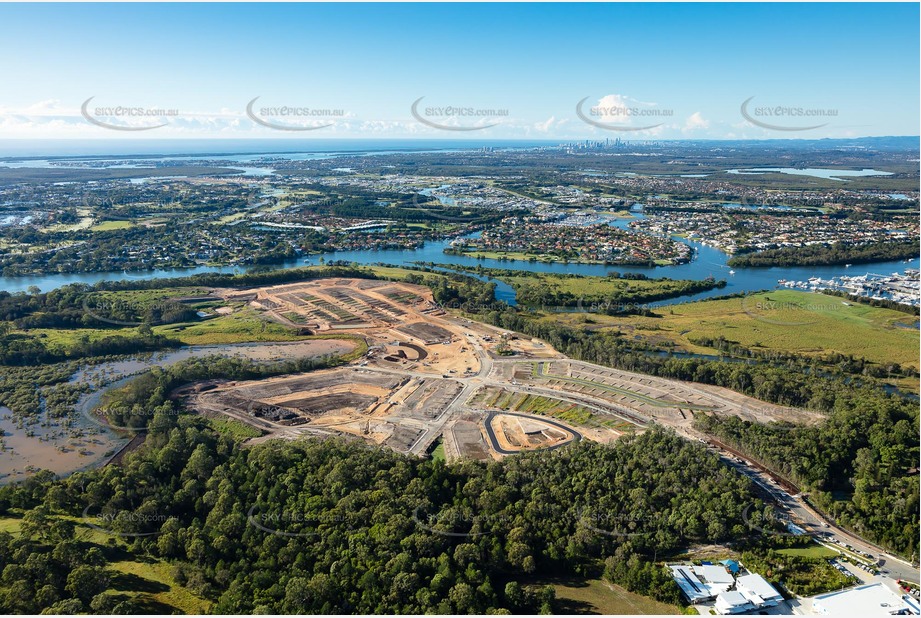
[0,2,917,140]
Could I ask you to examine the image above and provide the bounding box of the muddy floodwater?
[0,409,125,483]
[0,339,356,483]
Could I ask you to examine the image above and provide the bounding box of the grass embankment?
[474,387,636,432]
[154,307,314,345]
[777,545,839,559]
[494,270,721,305]
[27,307,309,349]
[357,264,431,280]
[428,438,446,462]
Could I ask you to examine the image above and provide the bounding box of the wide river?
[2,213,917,307]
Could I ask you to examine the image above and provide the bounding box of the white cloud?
[683,112,709,132]
[534,116,557,132]
[589,94,662,126]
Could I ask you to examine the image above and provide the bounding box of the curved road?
[484,410,582,455]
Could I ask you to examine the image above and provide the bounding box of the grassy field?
[530,578,680,615]
[156,314,367,357]
[429,439,446,462]
[90,220,134,231]
[21,301,351,351]
[217,212,248,224]
[777,544,840,559]
[543,289,918,383]
[92,287,208,301]
[600,210,635,218]
[359,265,428,280]
[456,250,611,265]
[42,209,94,233]
[204,417,264,440]
[0,517,21,534]
[28,325,148,347]
[153,307,314,345]
[493,270,717,302]
[108,559,211,614]
[474,387,636,432]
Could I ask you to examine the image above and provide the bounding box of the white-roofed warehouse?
[736,573,784,607]
[696,564,734,593]
[715,591,756,615]
[669,565,712,603]
[813,583,913,616]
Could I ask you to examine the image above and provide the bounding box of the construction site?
[488,359,824,429]
[485,411,578,454]
[225,278,441,333]
[221,278,480,376]
[193,366,464,453]
[186,277,824,463]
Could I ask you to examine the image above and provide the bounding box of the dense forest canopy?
[0,408,761,614]
[476,307,920,558]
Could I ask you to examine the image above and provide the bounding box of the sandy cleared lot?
[446,414,492,462]
[226,278,481,377]
[189,366,465,454]
[184,277,828,466]
[488,413,574,454]
[226,278,442,332]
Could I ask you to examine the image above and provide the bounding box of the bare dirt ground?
[180,279,912,582]
[225,278,441,333]
[190,366,464,454]
[446,414,491,462]
[223,278,481,377]
[488,414,572,454]
[184,277,827,465]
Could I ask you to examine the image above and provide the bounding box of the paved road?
[370,355,642,457]
[696,430,920,584]
[405,318,494,455]
[533,360,715,411]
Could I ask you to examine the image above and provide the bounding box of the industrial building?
[715,590,756,615]
[813,583,916,616]
[735,573,784,608]
[670,563,786,614]
[696,564,735,594]
[669,563,751,604]
[669,565,713,603]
